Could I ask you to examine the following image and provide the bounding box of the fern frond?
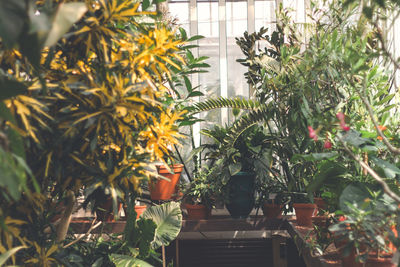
[224,107,271,146]
[192,97,260,114]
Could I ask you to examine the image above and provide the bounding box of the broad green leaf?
[371,157,400,179]
[137,219,157,257]
[0,246,26,266]
[339,184,374,212]
[109,254,153,267]
[307,161,347,194]
[44,3,88,47]
[342,130,370,147]
[142,0,150,10]
[141,202,182,250]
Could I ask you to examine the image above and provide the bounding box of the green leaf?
[228,162,242,176]
[183,76,192,92]
[187,35,204,42]
[0,75,28,101]
[307,161,347,194]
[187,91,204,98]
[292,152,338,162]
[342,130,370,147]
[0,246,26,266]
[44,3,88,47]
[141,202,182,250]
[109,254,153,267]
[339,184,372,212]
[371,157,400,179]
[0,102,26,159]
[137,219,157,257]
[142,0,150,10]
[0,0,26,48]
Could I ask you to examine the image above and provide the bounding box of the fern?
[192,97,260,114]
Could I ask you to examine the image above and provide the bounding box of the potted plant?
[256,178,289,219]
[150,163,184,201]
[200,124,271,219]
[182,168,216,220]
[329,185,398,267]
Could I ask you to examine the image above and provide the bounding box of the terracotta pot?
[314,197,327,214]
[262,203,283,219]
[134,205,147,219]
[341,248,364,267]
[388,224,397,253]
[96,198,123,222]
[185,204,211,220]
[366,254,395,267]
[293,203,317,227]
[150,164,183,200]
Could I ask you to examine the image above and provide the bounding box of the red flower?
[324,140,332,149]
[308,126,318,141]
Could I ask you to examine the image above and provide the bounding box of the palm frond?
[224,106,271,146]
[192,97,260,114]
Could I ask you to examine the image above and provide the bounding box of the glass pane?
[197,2,221,131]
[255,0,276,32]
[169,2,190,33]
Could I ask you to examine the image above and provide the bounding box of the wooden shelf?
[69,214,343,267]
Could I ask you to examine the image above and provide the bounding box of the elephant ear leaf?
[109,254,153,267]
[141,201,182,250]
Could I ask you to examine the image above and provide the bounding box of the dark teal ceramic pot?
[225,172,255,219]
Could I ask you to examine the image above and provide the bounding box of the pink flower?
[308,126,318,141]
[336,112,345,120]
[336,112,350,131]
[324,140,332,149]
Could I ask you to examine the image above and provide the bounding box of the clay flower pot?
[293,203,317,227]
[134,205,147,219]
[262,203,283,219]
[185,204,211,220]
[150,164,183,200]
[366,254,395,267]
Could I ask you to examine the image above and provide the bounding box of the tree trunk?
[56,190,75,242]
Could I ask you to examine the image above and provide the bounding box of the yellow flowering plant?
[0,0,195,264]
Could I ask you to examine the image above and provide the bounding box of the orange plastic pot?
[262,203,283,219]
[150,164,183,200]
[293,203,316,227]
[185,204,211,220]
